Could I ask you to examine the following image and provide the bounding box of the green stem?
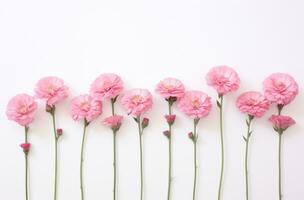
[137,116,144,200]
[192,120,198,200]
[278,133,282,200]
[24,126,29,200]
[167,102,173,200]
[80,120,88,200]
[111,99,117,200]
[218,96,224,200]
[51,109,58,200]
[244,116,253,200]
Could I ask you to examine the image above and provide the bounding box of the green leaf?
[242,136,247,142]
[216,100,221,108]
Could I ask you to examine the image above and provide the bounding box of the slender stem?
[111,99,117,200]
[24,126,29,200]
[244,116,253,200]
[51,109,58,200]
[167,102,172,200]
[278,133,282,200]
[192,120,198,200]
[80,120,88,200]
[218,96,224,200]
[137,116,144,200]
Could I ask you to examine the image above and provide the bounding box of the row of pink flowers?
[6,66,298,200]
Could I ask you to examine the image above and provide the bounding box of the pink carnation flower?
[35,76,69,106]
[155,77,185,99]
[70,95,102,122]
[263,73,298,105]
[103,115,123,130]
[90,73,124,99]
[178,90,212,119]
[206,66,240,95]
[236,91,270,118]
[269,115,295,131]
[121,89,153,116]
[6,94,38,126]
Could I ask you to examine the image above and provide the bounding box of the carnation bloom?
[263,73,298,105]
[70,95,102,122]
[103,115,123,130]
[6,94,38,126]
[236,91,270,118]
[269,115,295,131]
[155,77,185,99]
[178,90,212,119]
[121,89,153,116]
[35,76,69,106]
[90,73,124,100]
[206,66,240,95]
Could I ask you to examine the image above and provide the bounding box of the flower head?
[35,76,69,106]
[236,91,270,118]
[263,73,298,105]
[269,115,295,132]
[206,66,240,95]
[178,90,212,119]
[6,94,38,126]
[155,77,185,99]
[90,73,123,100]
[70,95,102,122]
[103,115,123,131]
[121,89,153,116]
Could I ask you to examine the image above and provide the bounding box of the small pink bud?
[165,114,176,125]
[188,132,194,139]
[56,128,63,137]
[45,104,53,113]
[163,130,170,138]
[20,143,31,153]
[142,117,149,129]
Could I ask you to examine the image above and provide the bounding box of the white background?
[0,0,303,199]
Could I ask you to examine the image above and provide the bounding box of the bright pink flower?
[165,114,176,125]
[103,115,123,130]
[206,66,240,95]
[6,94,38,126]
[121,89,153,116]
[236,91,270,118]
[263,73,298,105]
[35,76,69,106]
[178,91,212,119]
[269,115,295,131]
[20,142,31,152]
[155,78,185,99]
[90,73,124,99]
[70,95,102,122]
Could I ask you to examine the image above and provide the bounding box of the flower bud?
[56,128,63,137]
[163,130,170,138]
[142,117,149,129]
[20,143,31,154]
[188,132,194,139]
[45,104,53,113]
[165,114,176,125]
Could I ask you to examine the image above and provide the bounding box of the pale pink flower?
[236,91,270,118]
[269,115,295,131]
[263,73,298,105]
[70,95,102,122]
[206,66,240,95]
[35,76,69,106]
[155,78,185,99]
[121,89,153,116]
[90,73,123,100]
[6,94,38,126]
[103,115,123,130]
[178,91,212,119]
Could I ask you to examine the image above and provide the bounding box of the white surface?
[0,0,303,199]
